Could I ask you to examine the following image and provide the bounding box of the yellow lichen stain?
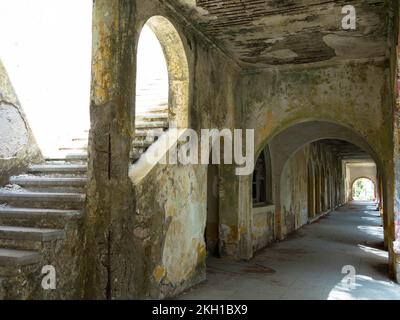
[153,265,166,283]
[227,226,239,242]
[196,242,206,264]
[92,21,115,105]
[239,226,247,235]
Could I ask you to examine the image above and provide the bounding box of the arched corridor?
[179,202,400,300]
[0,0,400,301]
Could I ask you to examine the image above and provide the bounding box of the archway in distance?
[352,178,375,201]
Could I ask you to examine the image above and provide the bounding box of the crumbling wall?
[0,59,42,184]
[252,205,275,252]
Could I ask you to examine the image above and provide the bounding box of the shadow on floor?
[178,201,400,300]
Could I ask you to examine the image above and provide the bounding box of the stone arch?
[256,119,382,164]
[256,120,385,239]
[230,119,389,261]
[351,177,377,201]
[137,15,190,128]
[252,145,273,206]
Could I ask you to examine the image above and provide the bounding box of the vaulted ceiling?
[319,139,372,160]
[169,0,390,67]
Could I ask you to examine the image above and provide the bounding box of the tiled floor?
[178,202,400,300]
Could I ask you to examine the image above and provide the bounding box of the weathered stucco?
[217,59,394,262]
[81,0,240,299]
[129,0,240,299]
[0,59,42,185]
[3,0,400,300]
[134,163,207,298]
[252,205,275,253]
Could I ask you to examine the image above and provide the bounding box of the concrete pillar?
[81,0,137,299]
[218,165,254,260]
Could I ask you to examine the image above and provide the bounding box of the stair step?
[66,153,88,160]
[0,207,80,220]
[0,191,85,202]
[135,129,163,138]
[28,164,87,174]
[0,248,40,267]
[131,149,144,162]
[0,191,85,210]
[0,207,80,228]
[136,113,168,120]
[10,176,87,188]
[132,140,153,148]
[0,226,65,242]
[45,153,88,162]
[136,121,168,129]
[58,147,88,152]
[136,104,168,113]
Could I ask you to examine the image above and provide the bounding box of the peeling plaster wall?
[131,0,240,299]
[218,59,393,260]
[0,59,42,185]
[134,164,207,299]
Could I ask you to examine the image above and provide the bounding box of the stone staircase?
[0,139,87,299]
[133,76,169,163]
[0,76,169,298]
[132,104,169,162]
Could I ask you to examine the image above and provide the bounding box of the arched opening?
[252,146,273,207]
[132,16,189,163]
[352,178,376,201]
[279,138,380,229]
[256,121,384,237]
[252,152,267,206]
[247,119,393,283]
[136,25,169,116]
[251,145,275,252]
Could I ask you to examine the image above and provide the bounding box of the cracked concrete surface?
[178,202,400,300]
